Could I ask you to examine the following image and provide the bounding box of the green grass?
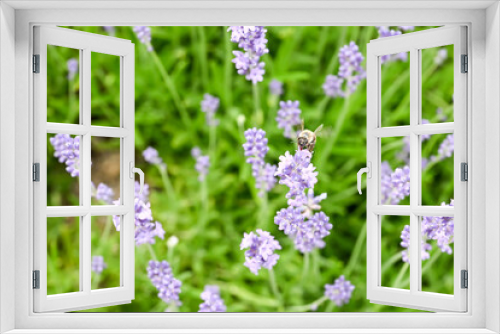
[45,26,454,312]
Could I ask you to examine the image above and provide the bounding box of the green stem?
[317,96,351,168]
[301,252,310,285]
[268,269,284,311]
[287,295,329,312]
[198,179,209,230]
[158,165,177,205]
[209,125,217,164]
[252,83,263,126]
[257,190,268,229]
[393,262,409,289]
[92,273,101,290]
[325,300,335,312]
[223,27,233,109]
[343,223,367,277]
[149,50,191,128]
[197,27,209,91]
[146,243,158,261]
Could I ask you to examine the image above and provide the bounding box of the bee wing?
[301,119,305,132]
[314,124,324,134]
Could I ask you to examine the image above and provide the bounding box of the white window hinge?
[461,54,468,73]
[33,270,40,289]
[33,54,40,73]
[461,162,468,181]
[461,270,468,289]
[33,163,40,182]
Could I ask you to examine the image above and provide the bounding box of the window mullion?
[409,47,420,294]
[81,47,92,294]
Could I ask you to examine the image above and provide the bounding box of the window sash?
[33,26,136,313]
[366,25,467,312]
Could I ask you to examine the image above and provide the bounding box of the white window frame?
[366,26,467,312]
[0,1,499,333]
[33,26,136,313]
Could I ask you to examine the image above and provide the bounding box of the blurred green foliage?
[45,26,454,312]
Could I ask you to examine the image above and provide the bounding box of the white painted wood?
[366,26,467,312]
[33,26,135,313]
[0,2,17,333]
[9,5,489,333]
[485,3,500,333]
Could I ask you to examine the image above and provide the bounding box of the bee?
[297,120,324,152]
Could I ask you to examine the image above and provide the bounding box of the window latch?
[129,162,144,195]
[357,162,372,195]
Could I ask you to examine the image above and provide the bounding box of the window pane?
[47,133,81,206]
[381,215,410,290]
[381,51,410,127]
[91,52,121,127]
[91,137,121,205]
[421,45,454,123]
[380,137,410,205]
[47,45,80,124]
[91,216,121,290]
[420,216,454,294]
[421,134,454,206]
[47,216,80,295]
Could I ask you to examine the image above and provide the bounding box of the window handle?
[357,162,372,195]
[129,162,145,195]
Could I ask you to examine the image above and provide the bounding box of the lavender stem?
[268,269,284,311]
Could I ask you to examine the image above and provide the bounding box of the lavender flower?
[276,100,302,138]
[102,26,115,35]
[275,150,318,199]
[112,192,164,246]
[398,26,415,31]
[434,48,448,65]
[201,94,220,126]
[274,206,304,235]
[377,27,408,63]
[294,211,333,253]
[133,26,153,51]
[269,79,283,96]
[322,75,344,98]
[243,128,269,167]
[135,221,166,246]
[67,58,78,80]
[433,134,454,161]
[191,146,202,159]
[143,146,166,169]
[338,42,366,94]
[195,155,210,182]
[380,162,410,205]
[274,206,332,254]
[199,285,226,312]
[228,26,268,84]
[243,128,276,196]
[400,225,432,263]
[288,189,327,218]
[135,180,150,202]
[147,260,182,305]
[324,275,355,307]
[254,163,277,197]
[401,200,454,262]
[240,229,281,275]
[49,134,80,177]
[91,255,107,274]
[422,200,454,254]
[95,182,114,204]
